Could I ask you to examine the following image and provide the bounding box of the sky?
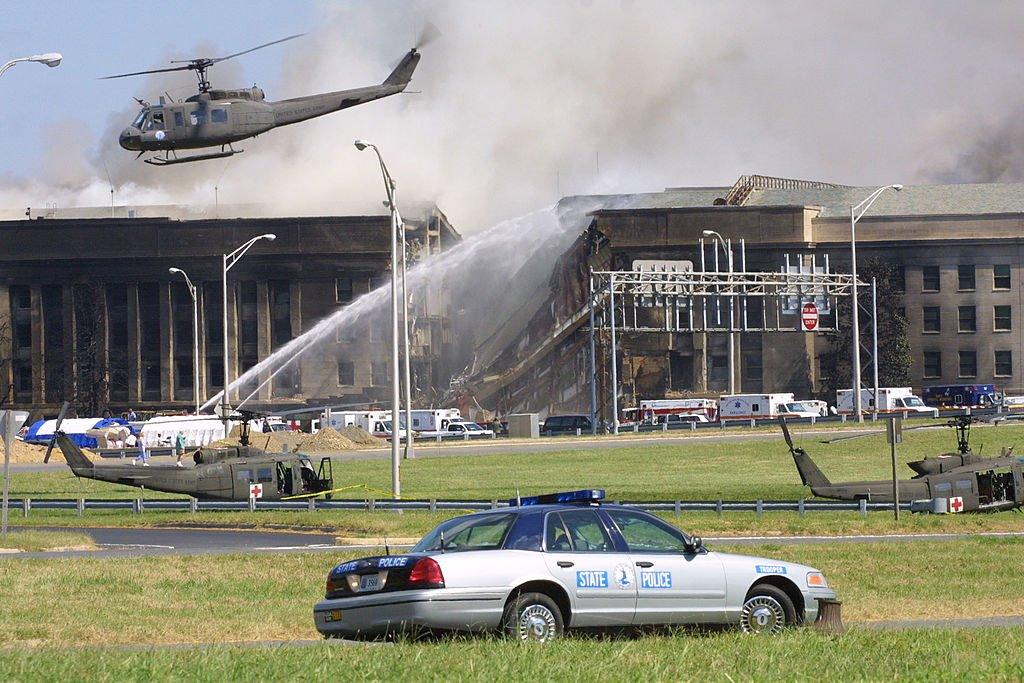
[2,0,1024,231]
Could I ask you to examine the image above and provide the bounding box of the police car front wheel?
[739,585,796,635]
[503,592,564,643]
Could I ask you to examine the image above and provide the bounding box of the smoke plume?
[3,1,1024,229]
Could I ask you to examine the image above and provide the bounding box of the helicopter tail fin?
[779,418,831,489]
[54,432,95,475]
[384,49,421,89]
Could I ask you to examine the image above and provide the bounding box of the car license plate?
[358,573,383,592]
[328,610,342,622]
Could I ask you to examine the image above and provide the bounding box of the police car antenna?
[439,530,445,554]
[515,487,521,507]
[384,537,391,556]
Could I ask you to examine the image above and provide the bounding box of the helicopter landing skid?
[144,148,244,166]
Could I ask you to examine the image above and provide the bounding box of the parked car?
[656,413,710,425]
[313,489,837,641]
[541,415,593,436]
[444,421,494,438]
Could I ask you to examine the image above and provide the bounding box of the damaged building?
[465,175,1024,420]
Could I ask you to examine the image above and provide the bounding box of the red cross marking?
[949,496,964,513]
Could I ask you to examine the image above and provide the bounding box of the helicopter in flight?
[104,31,432,166]
[780,416,1023,513]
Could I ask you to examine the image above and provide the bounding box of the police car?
[313,490,837,642]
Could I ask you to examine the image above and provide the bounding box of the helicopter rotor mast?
[100,33,305,93]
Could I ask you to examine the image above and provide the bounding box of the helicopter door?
[276,461,293,496]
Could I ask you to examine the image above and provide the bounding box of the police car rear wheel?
[740,585,795,635]
[503,592,564,643]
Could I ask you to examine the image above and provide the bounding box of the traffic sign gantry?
[800,302,819,331]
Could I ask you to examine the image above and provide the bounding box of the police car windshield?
[412,513,516,553]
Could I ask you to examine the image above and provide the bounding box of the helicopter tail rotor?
[415,22,442,50]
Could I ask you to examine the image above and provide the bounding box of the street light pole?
[355,140,404,497]
[0,53,62,79]
[850,185,902,421]
[220,234,276,437]
[169,268,200,414]
[399,213,414,460]
[703,230,736,394]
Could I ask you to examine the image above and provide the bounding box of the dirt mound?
[298,428,357,452]
[1,439,50,464]
[208,426,300,453]
[337,426,385,447]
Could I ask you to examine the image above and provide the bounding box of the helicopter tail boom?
[54,433,96,475]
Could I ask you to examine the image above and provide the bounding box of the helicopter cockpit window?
[257,467,273,484]
[211,108,228,123]
[190,111,206,126]
[132,110,147,129]
[144,111,164,130]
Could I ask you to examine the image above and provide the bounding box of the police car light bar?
[511,489,606,507]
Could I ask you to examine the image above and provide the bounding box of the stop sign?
[800,302,819,331]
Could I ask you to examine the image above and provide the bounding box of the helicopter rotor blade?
[99,64,196,80]
[778,417,796,452]
[209,33,306,64]
[43,401,70,464]
[415,22,442,50]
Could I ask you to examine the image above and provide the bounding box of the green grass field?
[3,628,1024,682]
[15,422,1024,502]
[2,538,1021,649]
[0,530,94,552]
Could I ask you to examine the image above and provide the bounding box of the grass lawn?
[15,422,1024,503]
[1,538,1021,650]
[2,628,1024,681]
[0,530,95,552]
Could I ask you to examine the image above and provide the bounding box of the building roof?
[585,176,1024,219]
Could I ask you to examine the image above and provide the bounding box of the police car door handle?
[635,561,654,568]
[556,561,574,568]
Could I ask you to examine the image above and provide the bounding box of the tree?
[820,259,912,397]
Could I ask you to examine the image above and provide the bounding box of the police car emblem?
[613,563,634,589]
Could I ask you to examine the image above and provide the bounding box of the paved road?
[10,427,880,473]
[6,526,1023,559]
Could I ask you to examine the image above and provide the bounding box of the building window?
[995,350,1013,377]
[994,265,1012,290]
[337,360,354,386]
[958,350,977,378]
[709,354,729,384]
[371,361,388,386]
[957,265,975,291]
[957,306,976,333]
[744,354,763,383]
[994,305,1012,331]
[336,278,353,304]
[922,266,940,292]
[923,351,941,379]
[922,306,941,333]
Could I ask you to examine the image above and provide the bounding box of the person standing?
[174,431,188,467]
[134,434,149,466]
[127,408,138,422]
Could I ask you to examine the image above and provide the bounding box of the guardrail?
[6,497,907,517]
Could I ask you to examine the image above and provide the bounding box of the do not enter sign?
[800,302,819,331]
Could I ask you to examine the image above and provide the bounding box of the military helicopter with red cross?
[781,416,1023,513]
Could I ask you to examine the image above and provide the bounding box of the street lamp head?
[168,267,182,275]
[354,139,372,151]
[891,184,904,192]
[260,233,277,241]
[31,53,62,68]
[701,230,715,237]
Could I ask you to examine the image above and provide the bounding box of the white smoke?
[3,1,1024,229]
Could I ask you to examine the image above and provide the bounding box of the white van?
[836,388,933,415]
[719,393,816,420]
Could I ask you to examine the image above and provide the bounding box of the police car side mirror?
[685,536,704,553]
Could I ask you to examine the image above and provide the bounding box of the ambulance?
[718,393,819,420]
[835,388,933,415]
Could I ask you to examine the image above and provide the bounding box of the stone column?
[159,283,173,403]
[30,286,43,405]
[289,281,302,396]
[126,284,141,404]
[61,286,75,404]
[256,281,271,401]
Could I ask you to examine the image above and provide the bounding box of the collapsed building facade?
[466,176,1024,420]
[0,204,460,415]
